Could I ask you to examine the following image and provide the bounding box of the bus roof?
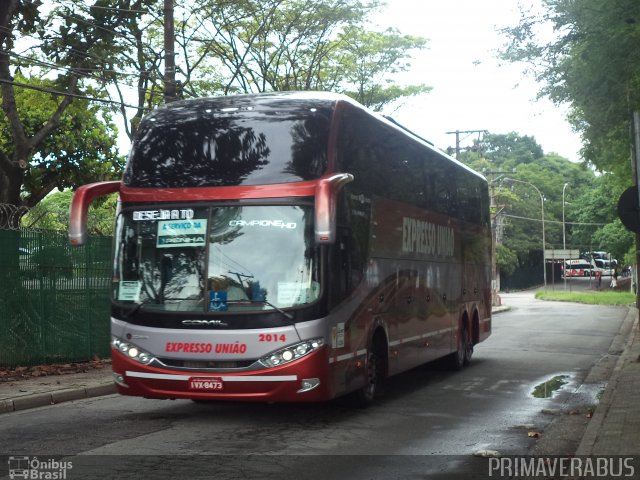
[140,92,486,181]
[125,92,487,189]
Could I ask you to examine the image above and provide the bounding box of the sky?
[372,0,583,162]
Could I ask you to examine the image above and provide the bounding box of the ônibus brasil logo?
[8,456,72,479]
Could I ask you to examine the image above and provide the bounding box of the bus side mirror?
[69,181,121,246]
[314,173,354,244]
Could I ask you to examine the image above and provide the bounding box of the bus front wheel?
[351,333,387,407]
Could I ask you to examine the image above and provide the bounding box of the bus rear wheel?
[463,327,474,366]
[448,322,470,371]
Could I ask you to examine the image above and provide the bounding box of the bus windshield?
[112,204,320,313]
[123,100,332,188]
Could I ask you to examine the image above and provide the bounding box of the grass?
[535,289,636,305]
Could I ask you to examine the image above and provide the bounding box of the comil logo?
[8,456,73,479]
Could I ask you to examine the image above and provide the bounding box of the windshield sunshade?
[123,101,331,187]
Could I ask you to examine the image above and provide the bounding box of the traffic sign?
[618,185,640,233]
[545,249,580,259]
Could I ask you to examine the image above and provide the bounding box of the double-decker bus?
[69,92,492,405]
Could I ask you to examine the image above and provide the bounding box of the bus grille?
[157,358,256,370]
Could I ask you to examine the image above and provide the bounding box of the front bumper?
[111,346,331,402]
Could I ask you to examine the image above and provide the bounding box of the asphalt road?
[0,289,631,479]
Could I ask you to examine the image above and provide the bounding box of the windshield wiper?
[122,300,153,320]
[251,299,294,323]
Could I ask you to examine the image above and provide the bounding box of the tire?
[351,334,386,407]
[447,322,470,371]
[463,325,474,366]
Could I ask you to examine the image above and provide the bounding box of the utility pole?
[633,112,640,307]
[486,171,511,306]
[163,0,176,103]
[445,129,488,160]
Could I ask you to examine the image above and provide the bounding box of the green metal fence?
[0,228,113,367]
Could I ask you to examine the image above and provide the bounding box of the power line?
[5,52,164,114]
[58,4,165,42]
[85,4,151,14]
[3,20,164,95]
[2,6,161,60]
[0,77,145,110]
[445,129,488,160]
[3,27,140,73]
[502,213,608,226]
[8,51,146,82]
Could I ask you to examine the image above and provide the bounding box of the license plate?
[189,376,224,391]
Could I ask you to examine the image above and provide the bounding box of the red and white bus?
[69,92,492,405]
[564,259,594,277]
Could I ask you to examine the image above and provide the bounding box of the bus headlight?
[112,336,155,365]
[259,338,324,368]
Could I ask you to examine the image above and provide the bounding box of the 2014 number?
[259,333,286,342]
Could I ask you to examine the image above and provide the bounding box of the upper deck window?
[123,100,332,188]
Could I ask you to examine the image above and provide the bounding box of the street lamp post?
[505,178,546,288]
[562,183,569,290]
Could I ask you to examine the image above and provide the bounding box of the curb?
[492,305,511,314]
[0,382,116,415]
[575,306,639,455]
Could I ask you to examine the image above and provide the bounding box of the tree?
[496,244,518,276]
[193,0,368,93]
[458,132,618,286]
[500,0,640,179]
[334,26,431,110]
[474,132,544,167]
[1,0,432,228]
[41,0,162,137]
[21,190,117,235]
[0,74,123,209]
[568,174,634,259]
[182,0,430,108]
[592,220,634,265]
[0,0,141,227]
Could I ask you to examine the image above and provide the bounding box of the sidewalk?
[0,305,639,457]
[576,306,640,455]
[0,363,115,414]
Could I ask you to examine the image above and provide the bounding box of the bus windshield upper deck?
[123,97,332,188]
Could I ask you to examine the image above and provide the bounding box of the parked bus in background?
[584,252,617,277]
[564,259,594,277]
[68,92,492,405]
[593,259,615,276]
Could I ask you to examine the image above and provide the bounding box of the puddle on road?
[573,381,607,404]
[531,375,570,398]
